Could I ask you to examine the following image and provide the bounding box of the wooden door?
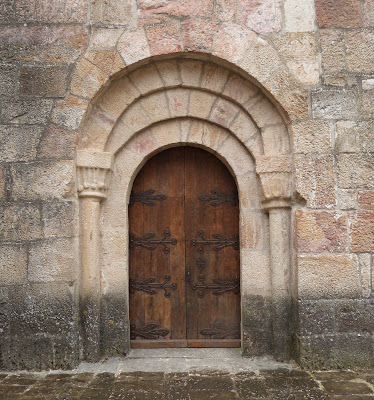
[129,147,240,348]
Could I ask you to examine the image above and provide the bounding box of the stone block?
[323,73,358,87]
[90,0,132,25]
[166,88,189,118]
[241,250,271,295]
[272,33,319,87]
[215,0,236,21]
[0,203,42,241]
[281,90,309,120]
[349,211,374,252]
[358,190,374,210]
[41,201,77,238]
[19,64,69,97]
[180,60,203,86]
[346,30,374,73]
[89,27,124,50]
[284,0,316,32]
[145,22,182,56]
[312,89,358,119]
[0,26,88,63]
[298,254,360,299]
[315,0,362,28]
[237,0,282,33]
[360,89,374,119]
[336,153,374,189]
[85,50,125,77]
[201,64,229,93]
[320,30,346,74]
[129,64,164,95]
[223,75,258,105]
[291,120,332,153]
[70,58,107,99]
[9,283,75,337]
[0,0,15,23]
[181,18,218,53]
[0,64,17,97]
[357,253,372,298]
[187,119,229,151]
[295,210,348,253]
[28,238,77,283]
[189,91,217,120]
[117,27,151,66]
[337,189,357,210]
[53,335,79,370]
[155,60,181,87]
[230,111,260,151]
[51,95,89,130]
[294,154,336,209]
[15,0,87,23]
[213,22,257,64]
[262,124,290,155]
[363,0,374,27]
[335,300,374,333]
[0,167,4,200]
[239,211,265,250]
[209,98,239,128]
[10,161,75,201]
[38,124,78,160]
[0,99,53,125]
[335,121,374,153]
[140,92,170,122]
[0,125,42,162]
[0,244,27,285]
[137,0,214,17]
[299,300,335,335]
[0,287,9,337]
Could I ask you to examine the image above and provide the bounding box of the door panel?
[129,147,240,347]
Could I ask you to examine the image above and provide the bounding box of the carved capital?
[76,150,114,200]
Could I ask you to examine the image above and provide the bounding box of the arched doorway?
[129,147,241,348]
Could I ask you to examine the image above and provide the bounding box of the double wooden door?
[129,147,240,348]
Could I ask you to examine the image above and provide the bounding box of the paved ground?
[1,349,374,400]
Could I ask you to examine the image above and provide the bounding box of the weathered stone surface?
[0,204,42,241]
[298,254,360,299]
[337,189,357,210]
[336,153,374,189]
[181,19,218,53]
[10,161,75,201]
[215,0,236,21]
[315,0,363,28]
[117,27,150,65]
[0,168,5,200]
[38,125,78,160]
[145,22,182,56]
[335,121,374,153]
[19,64,69,97]
[51,95,89,129]
[137,0,214,17]
[15,0,88,23]
[29,238,77,282]
[85,50,125,77]
[363,0,374,27]
[0,99,53,125]
[312,89,358,119]
[357,253,372,298]
[0,64,17,97]
[295,155,336,209]
[284,0,316,32]
[349,211,374,252]
[299,300,335,335]
[41,201,77,237]
[0,26,88,62]
[272,33,319,86]
[335,300,374,333]
[237,0,282,33]
[0,125,42,162]
[360,89,374,119]
[0,244,27,285]
[358,190,374,210]
[345,30,374,73]
[292,120,331,153]
[0,0,15,23]
[295,210,348,253]
[320,30,346,74]
[90,0,132,25]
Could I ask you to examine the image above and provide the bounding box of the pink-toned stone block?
[85,50,125,77]
[295,210,348,253]
[166,88,190,117]
[315,0,362,28]
[358,191,374,210]
[213,22,257,64]
[117,27,150,66]
[223,75,258,105]
[126,129,158,157]
[137,0,214,18]
[181,18,218,53]
[145,22,182,56]
[38,125,78,159]
[237,0,282,33]
[216,0,237,21]
[209,98,239,128]
[349,211,374,252]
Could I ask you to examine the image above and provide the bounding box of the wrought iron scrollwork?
[130,275,177,298]
[129,189,167,206]
[130,323,169,340]
[200,322,240,339]
[198,188,238,207]
[192,277,240,297]
[191,230,239,253]
[130,229,177,254]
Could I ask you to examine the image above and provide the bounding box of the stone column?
[77,150,114,361]
[257,156,292,361]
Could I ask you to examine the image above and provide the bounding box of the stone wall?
[0,0,373,370]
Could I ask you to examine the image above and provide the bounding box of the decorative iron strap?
[129,189,167,206]
[130,229,177,254]
[130,275,177,298]
[192,277,240,297]
[130,323,169,340]
[200,322,240,339]
[191,230,239,253]
[198,188,238,207]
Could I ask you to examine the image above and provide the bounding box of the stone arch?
[76,57,293,362]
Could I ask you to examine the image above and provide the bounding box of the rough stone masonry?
[0,0,373,371]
